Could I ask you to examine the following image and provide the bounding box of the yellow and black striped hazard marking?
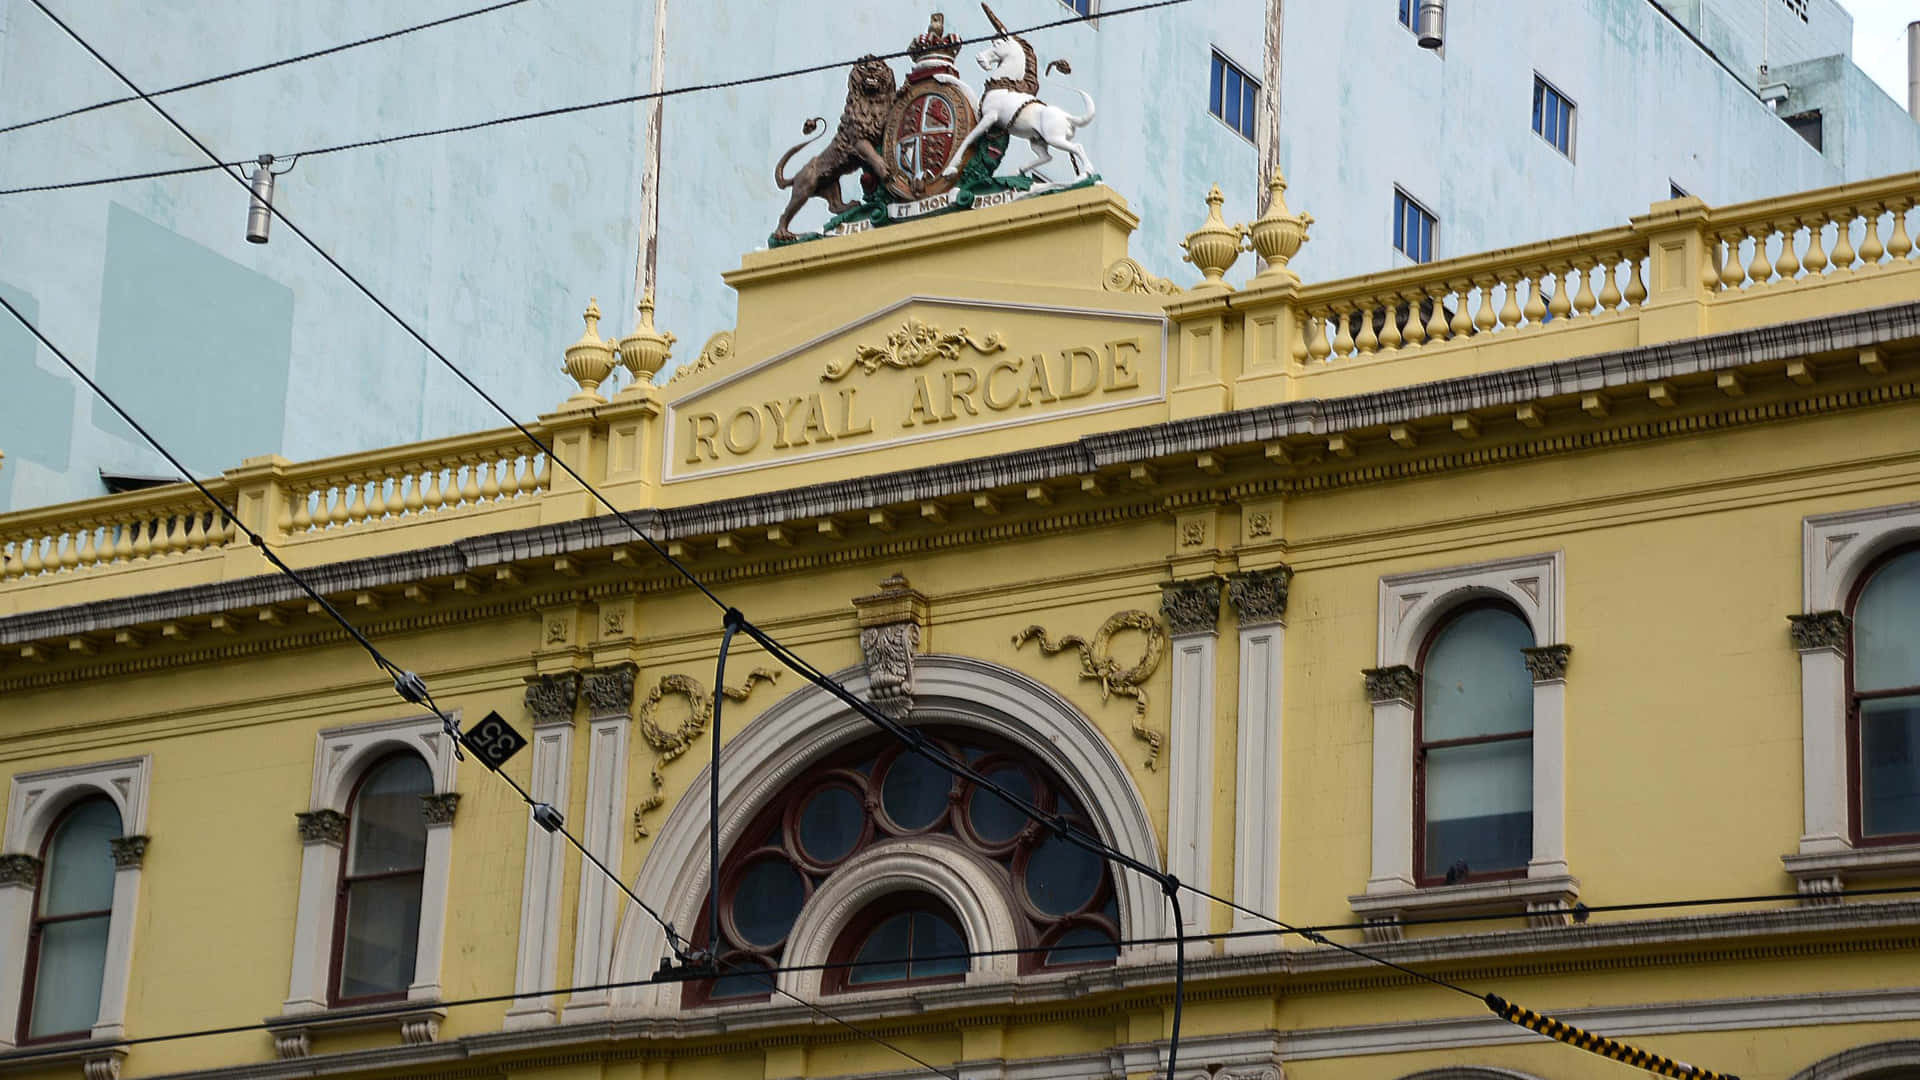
[1484,995,1740,1079]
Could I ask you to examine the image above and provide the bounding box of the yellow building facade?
[1,171,1918,1080]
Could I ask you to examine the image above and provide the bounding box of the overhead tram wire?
[0,0,536,137]
[20,3,1734,1073]
[0,0,1193,198]
[0,294,961,1080]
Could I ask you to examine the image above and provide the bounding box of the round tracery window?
[688,726,1120,1005]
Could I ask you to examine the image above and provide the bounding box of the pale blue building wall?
[0,0,1915,512]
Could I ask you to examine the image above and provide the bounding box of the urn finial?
[1180,184,1245,290]
[616,291,676,394]
[561,298,617,407]
[1246,166,1313,282]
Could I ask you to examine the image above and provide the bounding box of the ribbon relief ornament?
[821,317,1006,381]
[1012,610,1166,768]
[631,669,781,837]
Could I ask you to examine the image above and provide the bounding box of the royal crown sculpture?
[770,4,1099,245]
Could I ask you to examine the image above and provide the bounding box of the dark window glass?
[23,797,120,1041]
[1417,605,1535,882]
[880,753,951,830]
[1025,831,1104,915]
[1398,0,1415,29]
[1208,51,1258,142]
[731,857,807,947]
[1062,0,1095,15]
[1045,925,1120,967]
[797,785,864,864]
[1394,189,1437,263]
[333,754,431,1004]
[1852,549,1920,840]
[967,765,1034,844]
[1531,76,1574,157]
[847,906,968,986]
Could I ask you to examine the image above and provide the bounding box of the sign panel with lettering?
[666,298,1165,481]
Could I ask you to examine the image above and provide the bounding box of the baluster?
[276,493,295,535]
[1445,282,1470,338]
[419,465,444,512]
[460,458,483,504]
[154,515,178,557]
[1,540,19,579]
[169,513,193,554]
[1307,310,1332,361]
[1471,278,1498,334]
[1290,314,1310,365]
[1522,270,1547,327]
[1718,232,1747,290]
[1330,305,1355,358]
[217,508,237,546]
[1353,305,1379,355]
[184,510,208,550]
[1400,291,1427,347]
[1571,260,1598,316]
[1424,287,1450,341]
[1773,222,1801,281]
[480,456,504,502]
[1830,209,1857,272]
[1742,228,1773,288]
[366,474,389,520]
[131,516,154,560]
[1860,206,1885,267]
[534,454,551,494]
[291,489,313,532]
[404,471,425,514]
[1623,253,1648,306]
[112,516,135,562]
[1547,265,1573,323]
[1597,258,1623,312]
[1379,298,1404,350]
[1702,236,1725,292]
[1888,200,1914,261]
[344,477,367,523]
[324,484,349,527]
[23,536,45,575]
[1802,217,1829,275]
[1496,272,1523,330]
[73,523,98,568]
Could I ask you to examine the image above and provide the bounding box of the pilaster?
[1790,611,1852,855]
[1158,576,1222,955]
[563,662,638,1022]
[506,673,583,1029]
[0,855,41,1049]
[1361,665,1418,896]
[284,812,347,1014]
[1225,567,1289,953]
[1629,197,1712,344]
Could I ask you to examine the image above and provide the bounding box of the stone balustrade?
[280,438,548,536]
[1702,176,1918,291]
[1,484,237,582]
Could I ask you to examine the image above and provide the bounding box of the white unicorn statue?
[936,3,1096,188]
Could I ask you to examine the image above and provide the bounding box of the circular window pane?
[798,785,864,864]
[1025,833,1102,915]
[966,765,1033,844]
[731,857,805,947]
[710,956,774,999]
[881,753,951,831]
[1045,926,1119,967]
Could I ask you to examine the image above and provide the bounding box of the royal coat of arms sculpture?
[768,5,1100,246]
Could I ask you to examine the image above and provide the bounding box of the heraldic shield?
[884,79,978,200]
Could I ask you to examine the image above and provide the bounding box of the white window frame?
[1393,187,1438,264]
[282,713,459,1016]
[1208,49,1260,143]
[1784,502,1920,894]
[1351,553,1575,934]
[1531,73,1576,160]
[1,756,151,1048]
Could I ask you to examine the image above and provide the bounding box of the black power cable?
[0,0,535,138]
[0,0,1191,197]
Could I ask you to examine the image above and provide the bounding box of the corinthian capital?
[1159,576,1223,636]
[1362,665,1418,705]
[1226,566,1293,626]
[1788,611,1849,652]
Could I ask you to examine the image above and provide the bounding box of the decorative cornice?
[295,809,348,845]
[1789,610,1850,652]
[524,671,581,726]
[1159,576,1223,637]
[0,852,42,888]
[582,663,637,719]
[1521,644,1572,682]
[109,835,149,869]
[420,793,462,827]
[1226,567,1292,626]
[1363,665,1418,705]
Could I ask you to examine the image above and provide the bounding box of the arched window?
[19,796,120,1043]
[687,726,1119,1005]
[330,753,433,1005]
[1416,603,1535,884]
[1850,546,1920,844]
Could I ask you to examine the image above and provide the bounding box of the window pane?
[1224,71,1241,130]
[337,872,423,999]
[909,910,968,978]
[1046,926,1119,966]
[881,752,951,830]
[1423,607,1535,740]
[711,957,773,998]
[967,765,1034,843]
[1861,695,1920,837]
[731,857,806,947]
[348,755,432,876]
[1532,82,1544,133]
[1209,57,1224,117]
[1242,79,1258,137]
[27,914,110,1038]
[1025,832,1103,915]
[41,798,120,917]
[1425,739,1533,874]
[1856,550,1920,691]
[849,912,913,984]
[798,785,864,864]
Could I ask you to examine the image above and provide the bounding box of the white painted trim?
[284,713,459,1016]
[1,755,151,1047]
[778,838,1019,1000]
[561,715,630,1023]
[1165,632,1216,954]
[609,655,1164,1016]
[1229,622,1283,953]
[1378,552,1564,668]
[503,721,573,1029]
[1787,1039,1920,1080]
[1798,502,1920,858]
[1365,698,1417,895]
[662,296,1169,483]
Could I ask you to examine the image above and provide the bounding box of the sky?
[1844,0,1914,107]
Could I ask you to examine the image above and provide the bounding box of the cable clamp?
[1160,874,1180,899]
[393,670,431,704]
[530,803,564,833]
[722,607,746,631]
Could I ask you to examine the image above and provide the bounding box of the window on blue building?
[1061,0,1096,16]
[1532,75,1575,158]
[1393,188,1437,263]
[1208,50,1259,143]
[1398,0,1415,30]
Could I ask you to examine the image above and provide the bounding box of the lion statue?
[771,55,897,242]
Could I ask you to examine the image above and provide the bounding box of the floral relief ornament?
[631,669,782,837]
[821,318,1006,382]
[1013,611,1166,768]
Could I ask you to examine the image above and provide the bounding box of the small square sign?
[462,710,528,771]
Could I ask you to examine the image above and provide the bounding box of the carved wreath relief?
[1013,610,1166,768]
[631,670,781,837]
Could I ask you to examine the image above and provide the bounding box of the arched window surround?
[1785,1039,1920,1080]
[1787,502,1920,894]
[608,655,1164,1017]
[1844,544,1920,848]
[0,755,151,1051]
[281,714,459,1018]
